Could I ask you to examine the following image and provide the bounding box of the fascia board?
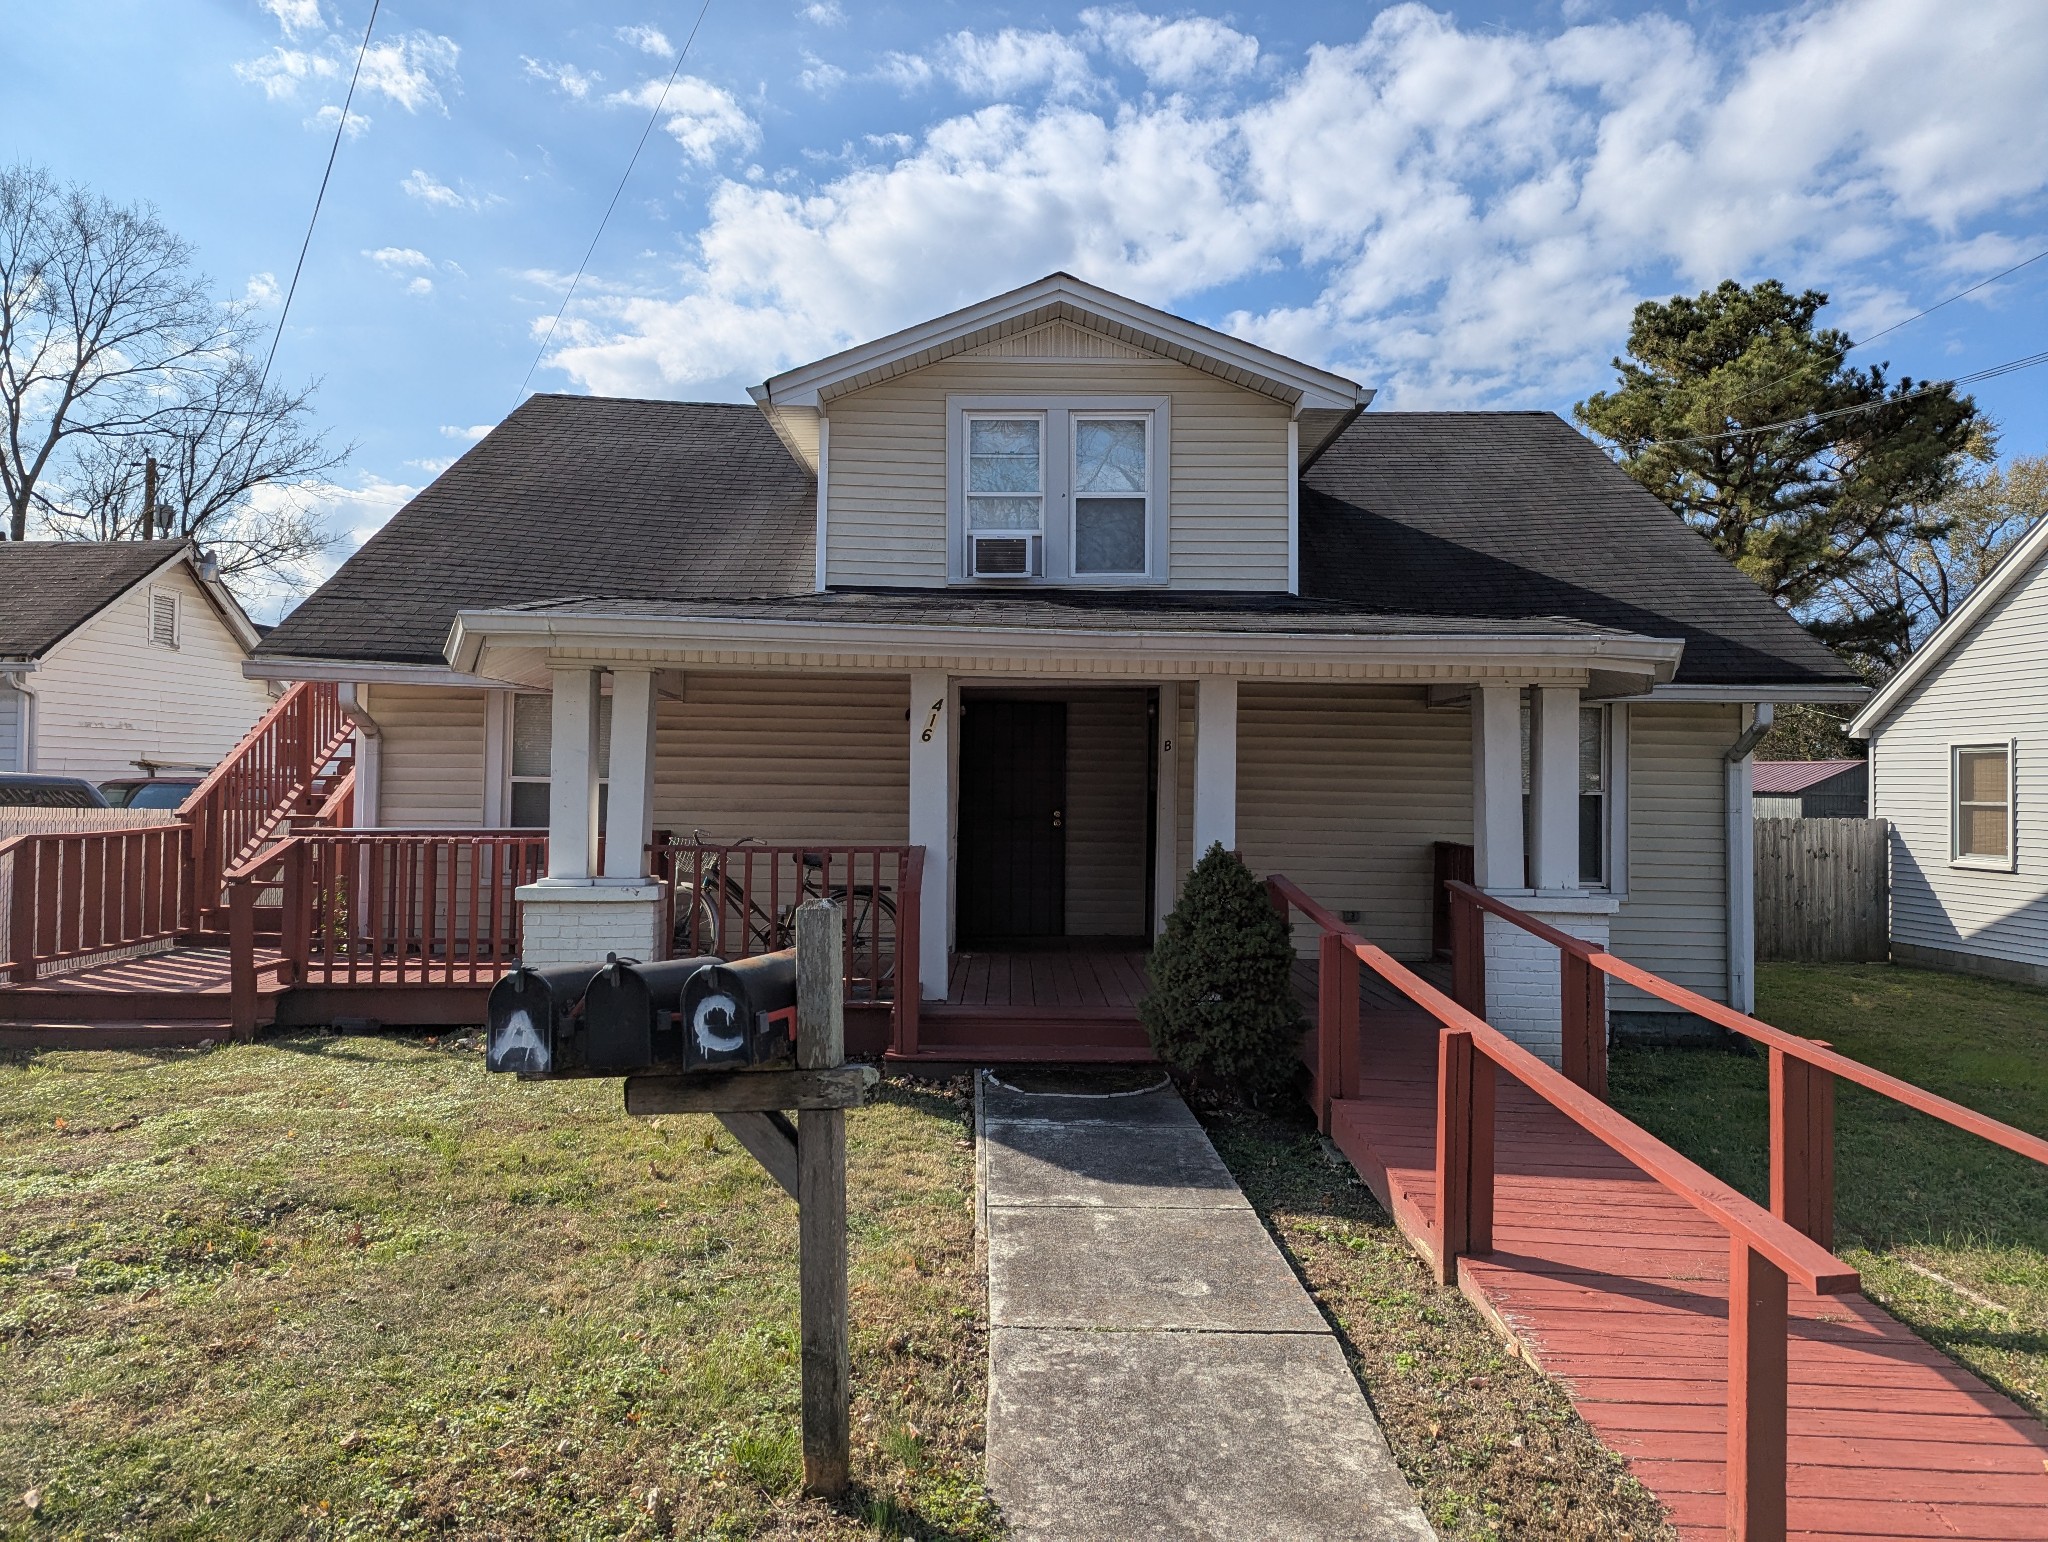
[1848,517,2048,738]
[1636,682,1871,705]
[243,656,509,688]
[755,274,1367,413]
[447,606,1683,680]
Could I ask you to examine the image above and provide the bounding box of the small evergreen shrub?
[1142,843,1306,1101]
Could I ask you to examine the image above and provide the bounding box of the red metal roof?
[1753,759,1863,793]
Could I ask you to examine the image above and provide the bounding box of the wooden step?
[0,1019,256,1050]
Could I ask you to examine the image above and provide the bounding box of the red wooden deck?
[1323,974,2048,1540]
[889,947,1156,1063]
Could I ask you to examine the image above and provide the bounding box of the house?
[1850,516,2048,985]
[1752,760,1869,819]
[0,539,274,786]
[249,273,1862,1061]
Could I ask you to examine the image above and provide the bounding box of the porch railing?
[1268,871,1858,1542]
[651,838,922,1044]
[226,830,547,1031]
[3,825,193,983]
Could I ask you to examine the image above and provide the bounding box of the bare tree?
[0,162,345,584]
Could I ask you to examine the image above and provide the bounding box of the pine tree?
[1141,843,1305,1101]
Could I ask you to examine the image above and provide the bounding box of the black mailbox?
[484,961,608,1077]
[680,950,799,1070]
[579,955,721,1073]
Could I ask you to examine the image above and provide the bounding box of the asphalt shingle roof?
[259,396,1858,688]
[0,539,189,659]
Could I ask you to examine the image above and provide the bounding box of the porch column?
[601,668,658,880]
[1153,682,1182,933]
[547,666,603,881]
[1192,676,1237,859]
[1470,684,1523,889]
[908,669,956,1001]
[1528,684,1581,892]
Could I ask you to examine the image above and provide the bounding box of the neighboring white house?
[0,540,275,787]
[251,273,1864,1060]
[1852,517,2048,985]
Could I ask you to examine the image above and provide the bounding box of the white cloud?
[1083,9,1260,88]
[617,23,672,56]
[356,31,461,113]
[235,46,337,100]
[542,0,2048,410]
[243,272,283,308]
[237,26,459,118]
[407,455,460,474]
[608,76,760,164]
[365,246,434,270]
[440,423,493,441]
[260,0,325,38]
[406,276,435,297]
[311,103,370,138]
[800,53,847,94]
[801,1,845,24]
[523,55,600,99]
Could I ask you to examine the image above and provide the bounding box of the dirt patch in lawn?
[1200,1101,1676,1542]
[0,1034,999,1541]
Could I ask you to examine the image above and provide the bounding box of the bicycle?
[665,832,899,990]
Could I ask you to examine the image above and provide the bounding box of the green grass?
[1609,960,2048,1420]
[0,1034,999,1541]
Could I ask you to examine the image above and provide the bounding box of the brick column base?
[515,882,666,968]
[1482,893,1620,1066]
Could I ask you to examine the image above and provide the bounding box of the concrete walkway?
[978,1074,1433,1542]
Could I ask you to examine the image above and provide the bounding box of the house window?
[1073,416,1149,574]
[966,415,1044,575]
[147,589,179,650]
[509,692,610,829]
[1952,743,2013,867]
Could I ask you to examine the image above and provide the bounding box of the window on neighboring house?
[509,691,610,829]
[1952,743,2013,866]
[966,415,1044,575]
[1073,416,1149,575]
[1520,700,1610,886]
[148,589,179,650]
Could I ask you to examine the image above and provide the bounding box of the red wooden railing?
[226,830,548,1031]
[1446,881,1608,1096]
[1447,879,2048,1250]
[2,825,193,983]
[180,680,355,916]
[1269,871,1858,1542]
[651,839,921,1043]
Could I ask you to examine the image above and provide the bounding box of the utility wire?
[516,0,716,404]
[258,0,382,399]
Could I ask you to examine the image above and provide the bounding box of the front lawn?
[1609,960,2048,1421]
[0,1035,997,1541]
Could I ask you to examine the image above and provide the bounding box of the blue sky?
[8,0,2047,615]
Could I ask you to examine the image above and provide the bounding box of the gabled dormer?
[748,274,1371,594]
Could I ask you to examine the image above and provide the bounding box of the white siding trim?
[1153,682,1181,937]
[814,415,830,593]
[1286,417,1300,595]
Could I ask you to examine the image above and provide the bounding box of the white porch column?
[1153,682,1182,933]
[908,669,956,1001]
[1470,684,1523,889]
[602,668,658,880]
[1528,684,1581,891]
[1192,676,1237,858]
[546,667,603,881]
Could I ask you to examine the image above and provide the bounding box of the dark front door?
[958,699,1066,942]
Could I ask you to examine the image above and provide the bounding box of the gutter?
[337,683,381,828]
[0,663,36,773]
[1724,703,1774,1014]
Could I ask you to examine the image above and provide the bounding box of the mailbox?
[484,961,608,1077]
[579,955,721,1073]
[680,951,799,1070]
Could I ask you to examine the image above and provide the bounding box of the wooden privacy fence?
[1754,816,1889,962]
[1270,871,1858,1541]
[3,825,193,983]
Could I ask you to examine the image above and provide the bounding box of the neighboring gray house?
[1851,517,2048,984]
[1752,759,1869,819]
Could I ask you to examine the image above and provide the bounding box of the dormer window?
[950,395,1169,584]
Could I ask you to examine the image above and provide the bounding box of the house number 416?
[921,699,945,742]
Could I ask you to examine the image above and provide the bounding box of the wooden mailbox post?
[621,899,872,1497]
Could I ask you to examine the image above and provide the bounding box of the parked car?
[0,773,110,808]
[99,776,202,811]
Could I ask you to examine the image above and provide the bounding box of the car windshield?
[125,783,195,809]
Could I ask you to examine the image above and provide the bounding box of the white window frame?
[963,411,1047,575]
[1069,411,1154,578]
[146,587,181,650]
[1950,739,2016,871]
[506,690,611,830]
[947,394,1170,585]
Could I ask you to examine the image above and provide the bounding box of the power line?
[515,0,716,405]
[258,0,382,399]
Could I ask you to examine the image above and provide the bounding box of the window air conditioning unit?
[971,533,1037,578]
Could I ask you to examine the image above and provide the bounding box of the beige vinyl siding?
[28,565,272,785]
[1611,702,1735,1008]
[1871,553,2048,969]
[1237,683,1474,959]
[0,682,20,771]
[824,356,1291,590]
[373,685,489,827]
[1063,692,1150,936]
[654,673,910,845]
